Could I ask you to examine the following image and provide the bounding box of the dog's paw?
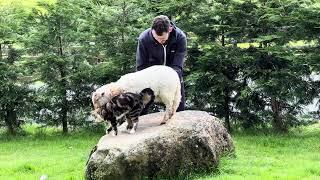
[126,125,133,130]
[126,128,131,133]
[111,131,117,136]
[129,128,136,134]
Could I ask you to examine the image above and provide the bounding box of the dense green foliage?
[0,0,319,134]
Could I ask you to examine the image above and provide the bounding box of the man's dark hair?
[151,15,170,36]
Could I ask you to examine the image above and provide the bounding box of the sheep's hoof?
[160,121,167,125]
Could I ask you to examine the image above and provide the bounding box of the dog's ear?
[106,102,114,111]
[101,108,107,118]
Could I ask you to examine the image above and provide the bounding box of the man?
[136,15,187,112]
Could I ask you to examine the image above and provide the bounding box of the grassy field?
[197,122,320,180]
[0,125,103,180]
[0,0,55,9]
[1,123,320,179]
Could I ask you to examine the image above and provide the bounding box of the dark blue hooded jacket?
[135,24,187,76]
[135,23,187,111]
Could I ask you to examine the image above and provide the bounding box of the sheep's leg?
[160,85,181,124]
[160,109,172,125]
[170,85,181,119]
[160,97,174,125]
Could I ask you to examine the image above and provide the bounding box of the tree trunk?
[60,73,68,134]
[58,31,68,134]
[61,94,68,134]
[271,97,288,133]
[221,21,230,131]
[58,64,68,134]
[221,29,225,47]
[0,43,2,61]
[4,109,18,135]
[58,63,68,134]
[121,0,126,44]
[223,88,231,132]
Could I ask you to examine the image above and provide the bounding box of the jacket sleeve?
[136,39,149,71]
[169,33,187,74]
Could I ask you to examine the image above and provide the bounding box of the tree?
[84,0,152,84]
[25,0,95,133]
[0,5,32,134]
[154,0,320,132]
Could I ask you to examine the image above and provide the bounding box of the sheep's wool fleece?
[116,65,179,101]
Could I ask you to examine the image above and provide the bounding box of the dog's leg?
[110,118,118,136]
[117,117,126,126]
[126,115,133,133]
[130,117,139,134]
[106,126,112,134]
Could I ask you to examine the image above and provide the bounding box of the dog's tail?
[140,88,155,107]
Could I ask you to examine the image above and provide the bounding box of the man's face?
[151,26,173,44]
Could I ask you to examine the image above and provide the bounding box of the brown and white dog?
[94,88,155,136]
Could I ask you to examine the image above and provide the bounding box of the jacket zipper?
[162,45,167,65]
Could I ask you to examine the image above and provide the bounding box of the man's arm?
[136,39,149,71]
[169,34,187,74]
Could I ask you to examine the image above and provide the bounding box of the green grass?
[1,123,320,179]
[0,0,55,8]
[0,0,56,13]
[193,122,320,180]
[0,125,103,180]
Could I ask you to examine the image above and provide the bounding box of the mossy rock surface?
[85,110,234,180]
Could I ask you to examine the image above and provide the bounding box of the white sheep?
[92,65,181,125]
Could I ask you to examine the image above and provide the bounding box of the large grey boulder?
[85,110,234,180]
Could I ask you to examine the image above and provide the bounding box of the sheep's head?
[92,91,110,109]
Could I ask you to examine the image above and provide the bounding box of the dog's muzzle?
[91,108,104,123]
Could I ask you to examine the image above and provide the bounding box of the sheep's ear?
[110,87,124,96]
[110,87,118,96]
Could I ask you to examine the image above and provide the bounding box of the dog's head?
[140,88,155,106]
[91,83,124,113]
[91,108,104,123]
[91,102,114,123]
